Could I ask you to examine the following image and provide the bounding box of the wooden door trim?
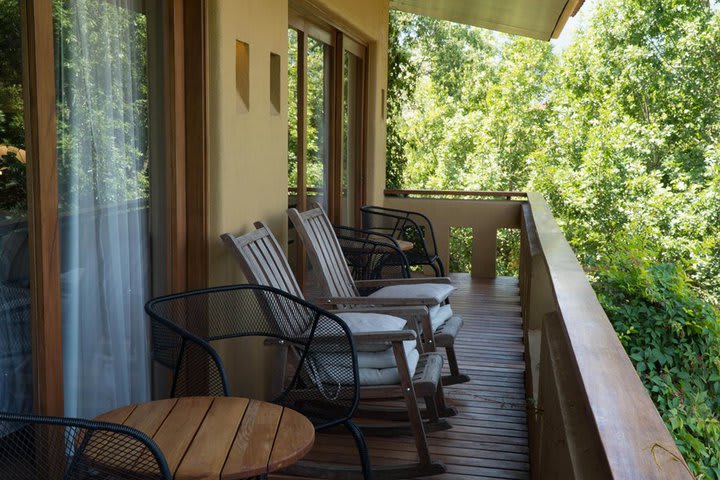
[21,0,64,417]
[329,30,343,224]
[184,0,208,291]
[166,0,188,293]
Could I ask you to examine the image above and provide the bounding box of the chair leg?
[436,258,446,277]
[441,345,471,386]
[392,343,432,466]
[346,420,374,480]
[434,381,458,418]
[423,395,440,424]
[429,262,440,277]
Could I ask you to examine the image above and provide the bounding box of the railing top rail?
[526,192,691,479]
[384,189,528,199]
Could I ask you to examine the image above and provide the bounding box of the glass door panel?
[287,27,301,277]
[340,50,363,226]
[288,28,299,210]
[53,0,160,417]
[0,0,32,416]
[306,35,331,212]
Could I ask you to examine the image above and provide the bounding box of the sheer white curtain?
[55,0,151,418]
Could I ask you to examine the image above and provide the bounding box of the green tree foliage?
[0,0,26,218]
[596,240,720,476]
[53,0,150,209]
[0,0,151,215]
[388,2,720,475]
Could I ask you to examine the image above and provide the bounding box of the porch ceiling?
[390,0,585,40]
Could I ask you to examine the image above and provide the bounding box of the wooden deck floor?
[276,274,529,480]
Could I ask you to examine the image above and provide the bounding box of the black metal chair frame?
[145,284,373,480]
[333,224,412,284]
[360,205,446,277]
[0,411,172,479]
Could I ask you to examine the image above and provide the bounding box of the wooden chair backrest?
[220,222,304,299]
[287,205,360,299]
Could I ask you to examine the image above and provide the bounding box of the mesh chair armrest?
[355,277,452,288]
[333,224,402,248]
[0,412,173,480]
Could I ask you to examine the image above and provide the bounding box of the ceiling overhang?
[390,0,585,41]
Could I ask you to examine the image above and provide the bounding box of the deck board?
[274,274,528,479]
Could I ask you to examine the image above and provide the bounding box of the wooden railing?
[383,189,692,479]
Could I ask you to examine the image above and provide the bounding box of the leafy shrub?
[595,243,720,478]
[0,151,26,217]
[449,226,472,273]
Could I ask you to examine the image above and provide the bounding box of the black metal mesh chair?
[361,205,446,277]
[0,412,171,480]
[145,284,371,479]
[333,224,411,283]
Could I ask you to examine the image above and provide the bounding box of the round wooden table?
[95,397,315,479]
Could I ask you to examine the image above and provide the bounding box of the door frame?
[288,9,368,226]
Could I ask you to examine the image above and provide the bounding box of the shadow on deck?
[276,274,529,480]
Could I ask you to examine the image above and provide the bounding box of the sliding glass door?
[1,0,197,418]
[340,39,366,227]
[53,0,165,418]
[306,35,332,212]
[287,14,367,284]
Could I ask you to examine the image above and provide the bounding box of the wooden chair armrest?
[354,277,452,288]
[327,306,433,353]
[352,329,417,346]
[317,296,439,306]
[327,305,428,317]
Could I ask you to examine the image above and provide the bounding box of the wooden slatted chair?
[221,224,447,479]
[288,205,470,386]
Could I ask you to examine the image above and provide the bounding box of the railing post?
[470,226,497,278]
[536,313,611,479]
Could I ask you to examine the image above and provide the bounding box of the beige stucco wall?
[206,0,290,399]
[207,0,290,289]
[205,0,389,398]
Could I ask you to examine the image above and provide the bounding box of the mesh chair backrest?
[0,413,171,480]
[147,305,229,398]
[333,225,411,281]
[361,205,439,259]
[287,206,360,299]
[146,285,359,427]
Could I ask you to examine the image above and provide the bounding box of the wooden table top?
[96,397,315,479]
[396,239,414,251]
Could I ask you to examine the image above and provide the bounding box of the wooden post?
[21,0,64,418]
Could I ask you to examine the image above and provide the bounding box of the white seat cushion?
[357,340,415,369]
[336,311,407,333]
[328,311,420,386]
[428,304,454,331]
[306,347,420,388]
[337,311,409,353]
[368,283,455,304]
[359,348,420,386]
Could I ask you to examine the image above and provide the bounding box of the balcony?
[276,190,690,479]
